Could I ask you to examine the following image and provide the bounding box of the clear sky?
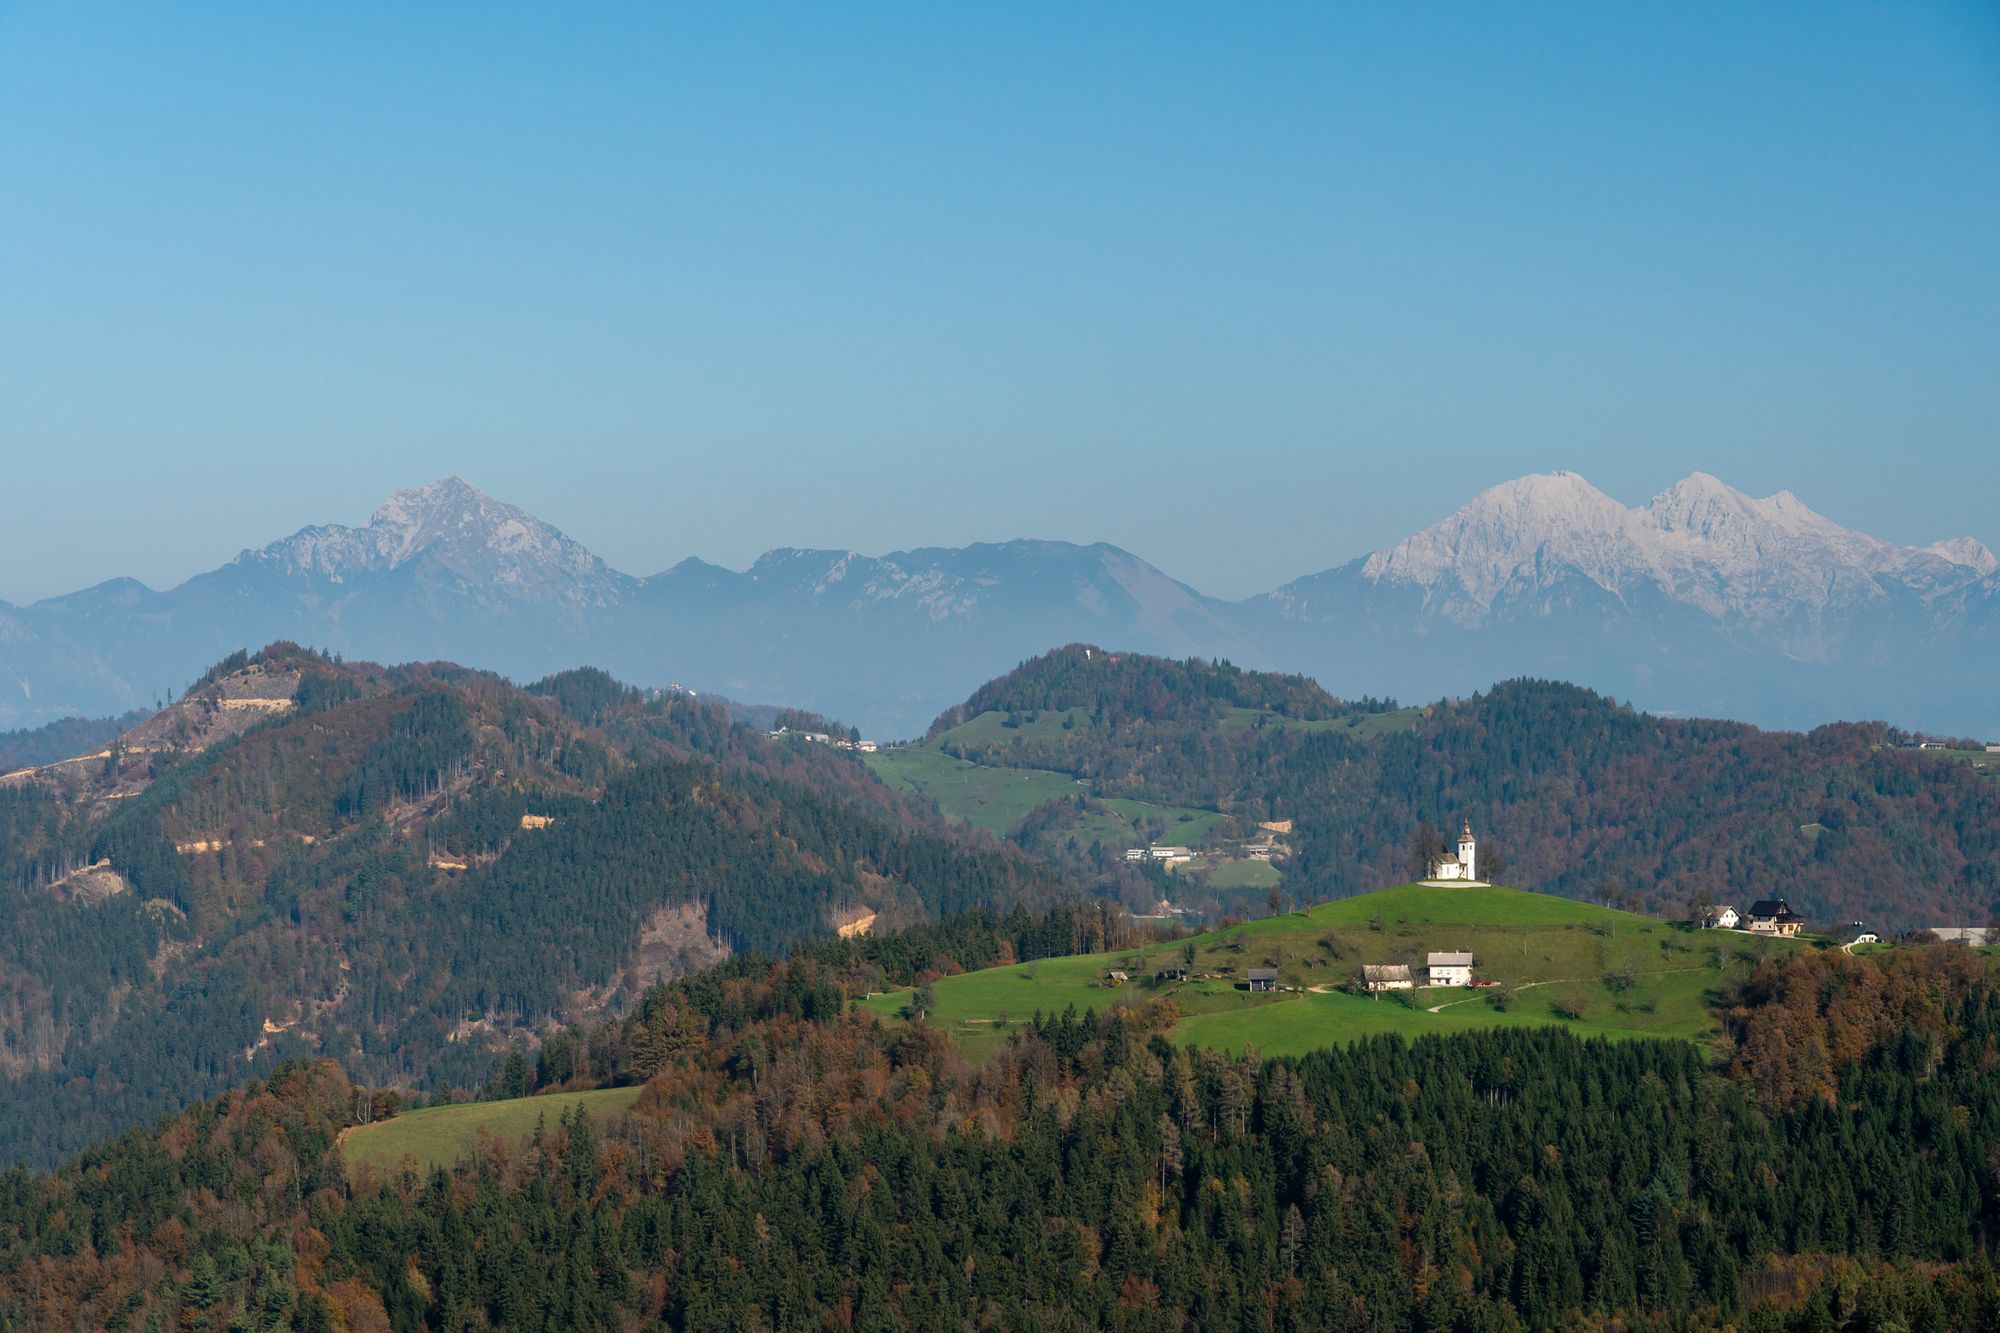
[2,2,1996,601]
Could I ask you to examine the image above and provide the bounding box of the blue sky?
[2,2,1996,600]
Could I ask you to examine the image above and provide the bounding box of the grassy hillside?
[340,1085,642,1176]
[865,739,1224,844]
[863,746,1080,834]
[861,883,1805,1058]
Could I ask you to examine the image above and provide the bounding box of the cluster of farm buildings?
[767,726,878,752]
[1694,900,1992,947]
[1357,952,1479,992]
[1122,820,1290,869]
[1108,951,1480,993]
[1703,899,1815,937]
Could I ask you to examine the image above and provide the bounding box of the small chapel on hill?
[1425,819,1484,885]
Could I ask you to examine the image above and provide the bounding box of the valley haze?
[3,471,1994,740]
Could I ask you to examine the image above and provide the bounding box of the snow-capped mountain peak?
[1357,470,1650,613]
[1921,537,1998,578]
[1641,472,1910,575]
[1347,470,1994,633]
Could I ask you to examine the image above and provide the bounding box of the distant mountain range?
[3,472,1995,738]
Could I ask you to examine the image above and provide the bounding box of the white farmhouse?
[1710,906,1741,930]
[1427,951,1475,987]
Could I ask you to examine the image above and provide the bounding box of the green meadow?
[861,883,1804,1058]
[863,747,1080,835]
[1097,798,1229,845]
[864,744,1227,845]
[1202,858,1282,890]
[340,1085,642,1177]
[930,708,1091,746]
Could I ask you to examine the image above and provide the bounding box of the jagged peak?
[381,473,487,504]
[243,478,619,599]
[1358,470,1642,598]
[1643,475,1927,586]
[361,476,564,567]
[1647,471,1810,528]
[1920,537,1998,577]
[1648,469,1758,510]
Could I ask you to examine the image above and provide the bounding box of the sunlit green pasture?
[863,747,1080,834]
[864,747,1227,845]
[340,1085,642,1177]
[862,884,1805,1060]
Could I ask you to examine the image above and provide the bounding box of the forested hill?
[2,914,1997,1330]
[916,648,1999,931]
[926,643,1382,735]
[0,711,146,773]
[0,647,1062,1167]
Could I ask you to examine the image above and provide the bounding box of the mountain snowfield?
[1329,470,1991,633]
[2,472,1994,738]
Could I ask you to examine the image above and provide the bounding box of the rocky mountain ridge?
[244,475,631,609]
[2,472,1994,738]
[1342,470,1991,623]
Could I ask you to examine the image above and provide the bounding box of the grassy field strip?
[1424,965,1714,1013]
[1096,798,1230,845]
[865,746,1230,845]
[933,709,1090,746]
[863,748,1079,834]
[1203,859,1282,890]
[340,1085,642,1176]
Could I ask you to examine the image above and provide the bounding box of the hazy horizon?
[3,4,1996,601]
[4,464,1996,608]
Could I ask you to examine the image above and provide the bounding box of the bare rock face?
[117,661,301,756]
[624,900,731,992]
[1,659,303,802]
[46,861,130,905]
[246,476,628,612]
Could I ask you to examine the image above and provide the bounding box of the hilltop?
[869,646,2000,933]
[861,882,1804,1059]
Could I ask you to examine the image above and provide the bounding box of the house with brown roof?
[1746,899,1806,936]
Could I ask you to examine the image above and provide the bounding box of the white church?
[1425,819,1485,885]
